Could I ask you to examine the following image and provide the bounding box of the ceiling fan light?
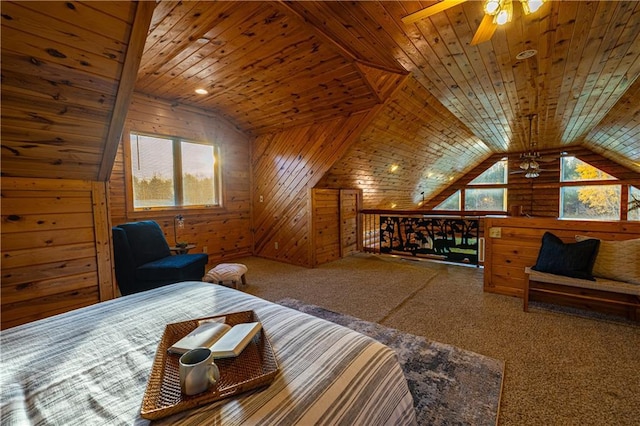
[519,160,529,170]
[495,9,510,25]
[529,160,539,170]
[521,0,544,15]
[484,0,501,15]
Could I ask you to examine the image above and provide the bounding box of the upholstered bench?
[203,263,248,289]
[523,233,640,321]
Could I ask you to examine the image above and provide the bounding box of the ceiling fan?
[402,0,545,45]
[510,114,556,178]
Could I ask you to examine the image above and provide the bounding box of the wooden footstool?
[203,263,248,289]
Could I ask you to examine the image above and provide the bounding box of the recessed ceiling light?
[390,164,399,172]
[195,88,208,95]
[516,49,537,60]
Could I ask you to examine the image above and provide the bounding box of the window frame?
[558,156,623,221]
[433,159,508,213]
[123,130,223,215]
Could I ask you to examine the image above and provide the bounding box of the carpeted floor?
[234,254,640,426]
[278,298,504,426]
[231,253,640,426]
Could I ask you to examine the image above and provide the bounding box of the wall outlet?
[274,241,279,249]
[259,195,264,203]
[202,246,208,253]
[489,227,502,238]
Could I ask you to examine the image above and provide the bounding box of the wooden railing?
[360,210,504,266]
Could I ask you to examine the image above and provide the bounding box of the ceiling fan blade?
[402,0,468,25]
[470,14,498,45]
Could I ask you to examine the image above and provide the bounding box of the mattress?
[1,281,416,425]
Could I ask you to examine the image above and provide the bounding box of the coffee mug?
[179,347,221,396]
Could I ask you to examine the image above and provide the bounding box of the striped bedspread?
[1,282,416,425]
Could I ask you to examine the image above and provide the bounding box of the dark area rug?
[278,298,504,426]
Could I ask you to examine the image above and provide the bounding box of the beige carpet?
[231,253,639,426]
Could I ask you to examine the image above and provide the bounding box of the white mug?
[179,347,221,396]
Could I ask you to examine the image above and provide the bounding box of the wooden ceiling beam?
[98,1,155,182]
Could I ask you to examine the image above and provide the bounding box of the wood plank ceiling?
[2,1,639,205]
[0,1,149,180]
[135,0,640,207]
[134,1,393,134]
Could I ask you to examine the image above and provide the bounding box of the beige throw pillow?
[575,236,640,285]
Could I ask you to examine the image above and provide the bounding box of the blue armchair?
[112,220,208,296]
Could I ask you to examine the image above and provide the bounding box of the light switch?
[489,227,502,238]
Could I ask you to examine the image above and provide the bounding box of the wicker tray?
[140,310,279,420]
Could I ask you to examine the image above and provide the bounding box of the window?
[433,159,508,212]
[129,132,221,210]
[434,190,460,210]
[465,188,507,211]
[559,156,620,220]
[629,186,640,221]
[465,159,507,212]
[468,159,508,185]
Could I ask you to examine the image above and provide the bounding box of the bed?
[1,281,417,425]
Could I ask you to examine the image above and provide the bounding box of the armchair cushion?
[112,220,208,296]
[117,220,171,266]
[137,253,209,282]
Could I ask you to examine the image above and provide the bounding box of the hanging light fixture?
[483,0,544,26]
[519,114,541,178]
[520,0,545,15]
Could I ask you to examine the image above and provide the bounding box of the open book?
[168,319,262,358]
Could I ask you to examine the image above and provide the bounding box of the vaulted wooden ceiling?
[2,1,639,206]
[134,0,640,205]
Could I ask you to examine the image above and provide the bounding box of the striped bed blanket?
[1,281,416,425]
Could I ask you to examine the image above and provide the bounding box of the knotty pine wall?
[312,189,341,266]
[424,146,640,217]
[1,178,114,329]
[483,217,640,299]
[109,93,252,269]
[253,109,382,267]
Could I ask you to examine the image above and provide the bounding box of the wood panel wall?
[309,188,362,266]
[252,109,384,267]
[424,146,640,217]
[483,217,640,298]
[316,75,492,210]
[340,189,361,258]
[1,178,114,329]
[108,93,252,271]
[311,189,341,266]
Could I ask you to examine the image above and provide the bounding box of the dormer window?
[127,132,221,210]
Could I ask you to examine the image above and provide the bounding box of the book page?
[168,321,231,355]
[210,322,262,358]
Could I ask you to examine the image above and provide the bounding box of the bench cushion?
[526,267,640,296]
[575,236,640,285]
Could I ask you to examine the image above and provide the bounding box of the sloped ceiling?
[2,1,639,205]
[134,0,640,207]
[1,1,153,180]
[134,1,399,134]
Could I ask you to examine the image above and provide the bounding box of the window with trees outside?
[630,186,640,221]
[129,132,221,210]
[559,156,621,220]
[465,159,507,211]
[434,190,461,210]
[434,159,507,212]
